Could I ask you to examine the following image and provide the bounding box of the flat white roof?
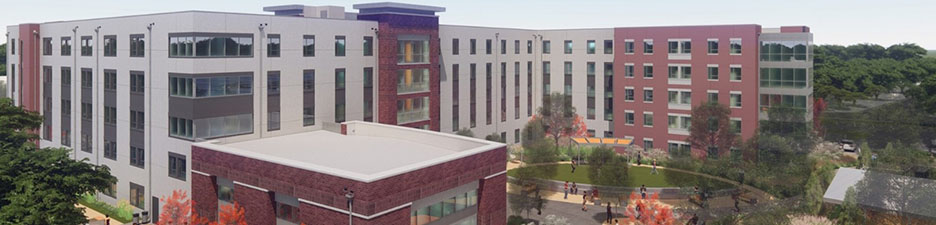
[823,167,936,218]
[193,121,504,183]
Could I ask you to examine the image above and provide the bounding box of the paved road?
[507,194,626,225]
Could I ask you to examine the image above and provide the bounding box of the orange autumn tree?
[213,202,248,225]
[624,192,676,225]
[158,190,209,225]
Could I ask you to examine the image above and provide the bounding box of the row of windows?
[759,68,808,88]
[169,34,253,57]
[169,76,253,98]
[760,41,809,62]
[453,38,614,55]
[43,35,145,57]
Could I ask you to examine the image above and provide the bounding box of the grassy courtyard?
[508,164,733,189]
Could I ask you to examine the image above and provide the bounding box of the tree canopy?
[814,43,936,104]
[686,102,736,158]
[0,98,116,225]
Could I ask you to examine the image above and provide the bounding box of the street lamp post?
[343,187,355,225]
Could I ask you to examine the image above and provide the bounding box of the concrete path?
[507,195,636,225]
[79,204,123,225]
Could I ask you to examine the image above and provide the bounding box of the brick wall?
[360,13,441,131]
[192,173,218,221]
[478,173,507,225]
[191,144,507,224]
[234,184,276,225]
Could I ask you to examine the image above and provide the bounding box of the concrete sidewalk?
[79,204,123,225]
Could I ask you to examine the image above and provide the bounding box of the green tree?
[687,102,736,158]
[586,146,625,186]
[828,188,867,225]
[508,166,547,219]
[455,127,475,138]
[886,43,928,61]
[0,98,116,225]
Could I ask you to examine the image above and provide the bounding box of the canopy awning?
[571,137,633,146]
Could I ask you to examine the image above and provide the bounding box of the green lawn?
[509,164,733,188]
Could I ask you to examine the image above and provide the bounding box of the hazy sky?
[2,0,934,49]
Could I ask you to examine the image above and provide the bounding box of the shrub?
[78,193,133,223]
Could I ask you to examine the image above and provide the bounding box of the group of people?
[562,181,579,199]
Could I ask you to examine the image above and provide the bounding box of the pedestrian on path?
[564,181,569,199]
[572,182,578,195]
[582,191,589,211]
[637,154,642,166]
[651,159,658,174]
[606,202,613,223]
[105,215,110,225]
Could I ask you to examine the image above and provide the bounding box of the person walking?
[582,191,589,211]
[606,202,613,224]
[564,181,569,199]
[571,160,577,173]
[637,154,642,166]
[105,215,110,225]
[651,159,658,174]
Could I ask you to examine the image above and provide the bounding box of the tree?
[158,190,209,225]
[828,188,867,225]
[687,102,736,158]
[586,146,628,186]
[886,43,928,61]
[455,127,475,138]
[623,192,675,225]
[0,98,116,225]
[508,166,547,219]
[537,93,582,152]
[760,106,813,150]
[214,202,247,225]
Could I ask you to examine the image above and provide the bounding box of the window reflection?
[410,190,478,225]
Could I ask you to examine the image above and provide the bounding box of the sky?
[2,0,934,49]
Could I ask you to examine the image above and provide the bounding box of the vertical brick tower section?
[358,13,441,131]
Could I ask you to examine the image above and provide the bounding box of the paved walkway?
[505,160,775,201]
[79,204,122,225]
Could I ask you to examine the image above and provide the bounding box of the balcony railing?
[398,82,429,94]
[397,108,429,124]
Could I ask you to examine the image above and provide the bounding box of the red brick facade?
[362,13,441,131]
[191,143,506,225]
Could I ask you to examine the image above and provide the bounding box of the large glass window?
[168,153,186,181]
[172,75,252,98]
[61,37,72,56]
[169,34,251,57]
[760,68,807,88]
[397,68,429,94]
[169,117,193,139]
[193,114,253,139]
[398,35,430,64]
[760,94,808,109]
[335,35,346,56]
[267,34,280,57]
[103,35,117,56]
[364,36,374,56]
[80,36,93,56]
[130,34,145,57]
[397,96,429,124]
[760,40,809,61]
[564,40,572,54]
[410,190,478,225]
[303,35,315,57]
[42,37,52,55]
[129,183,144,209]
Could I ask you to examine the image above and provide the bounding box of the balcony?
[398,81,429,94]
[397,108,429,124]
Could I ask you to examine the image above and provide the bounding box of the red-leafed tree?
[212,202,247,225]
[686,101,736,159]
[813,97,827,137]
[158,190,209,225]
[624,192,676,225]
[538,93,583,152]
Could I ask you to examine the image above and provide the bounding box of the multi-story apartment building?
[5,2,812,221]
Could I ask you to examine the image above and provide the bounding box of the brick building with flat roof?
[191,121,506,225]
